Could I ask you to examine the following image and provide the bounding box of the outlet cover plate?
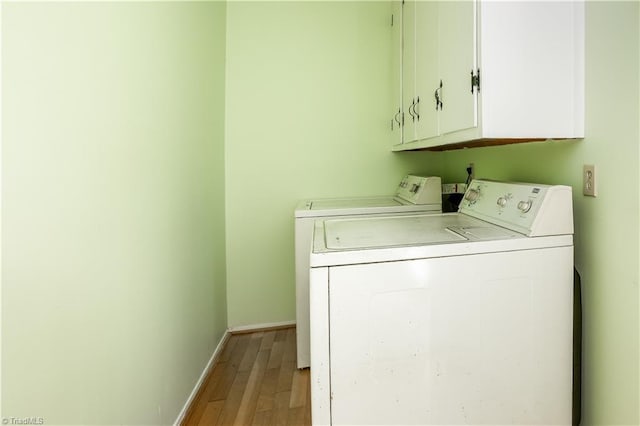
[583,164,596,197]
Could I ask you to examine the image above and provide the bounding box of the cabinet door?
[390,0,403,145]
[438,0,477,135]
[414,1,439,141]
[401,0,416,143]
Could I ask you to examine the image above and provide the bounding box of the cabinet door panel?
[401,0,416,143]
[438,0,477,135]
[479,1,583,137]
[390,0,403,145]
[414,1,439,141]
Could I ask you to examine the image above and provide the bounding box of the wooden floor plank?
[183,362,226,425]
[209,334,251,402]
[251,409,273,426]
[283,328,297,363]
[218,335,239,363]
[198,400,224,426]
[228,334,251,369]
[259,330,277,352]
[267,340,286,370]
[215,370,250,425]
[238,335,263,372]
[233,350,269,426]
[289,369,309,408]
[275,329,288,342]
[273,391,291,426]
[286,406,306,426]
[303,379,311,426]
[255,364,279,412]
[209,362,237,402]
[276,361,295,393]
[181,327,309,426]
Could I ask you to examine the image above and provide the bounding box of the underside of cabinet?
[423,137,548,151]
[394,137,586,152]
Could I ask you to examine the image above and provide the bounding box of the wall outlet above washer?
[583,164,597,197]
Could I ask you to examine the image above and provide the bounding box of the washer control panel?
[395,175,442,205]
[460,179,573,236]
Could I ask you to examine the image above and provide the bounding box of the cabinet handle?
[408,99,416,122]
[414,96,420,121]
[434,80,443,110]
[394,108,402,125]
[393,108,402,130]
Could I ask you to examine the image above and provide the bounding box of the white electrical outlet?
[583,164,596,197]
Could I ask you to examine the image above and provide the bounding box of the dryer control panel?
[459,179,574,237]
[395,175,442,205]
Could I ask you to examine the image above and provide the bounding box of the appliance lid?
[448,226,518,240]
[310,197,404,210]
[294,196,441,218]
[323,214,523,250]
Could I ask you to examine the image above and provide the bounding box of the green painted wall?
[1,2,227,424]
[224,1,440,327]
[437,2,639,424]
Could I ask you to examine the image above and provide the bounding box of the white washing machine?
[309,179,574,425]
[294,175,442,369]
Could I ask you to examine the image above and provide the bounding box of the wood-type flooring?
[182,326,311,426]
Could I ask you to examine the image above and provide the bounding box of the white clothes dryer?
[294,175,442,369]
[309,179,574,425]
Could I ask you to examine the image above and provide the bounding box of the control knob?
[496,197,507,207]
[517,200,533,213]
[465,188,480,202]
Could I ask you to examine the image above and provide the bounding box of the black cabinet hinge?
[471,69,480,94]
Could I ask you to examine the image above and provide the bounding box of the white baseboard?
[173,330,230,426]
[228,320,296,333]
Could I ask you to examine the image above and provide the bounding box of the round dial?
[465,188,480,202]
[497,197,507,207]
[517,200,533,213]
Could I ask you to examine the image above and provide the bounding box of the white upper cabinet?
[390,0,403,146]
[413,0,439,141]
[402,0,417,143]
[393,0,584,151]
[437,0,477,136]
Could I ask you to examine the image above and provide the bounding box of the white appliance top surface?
[323,214,520,250]
[311,213,573,267]
[294,196,440,218]
[294,175,443,218]
[310,197,404,210]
